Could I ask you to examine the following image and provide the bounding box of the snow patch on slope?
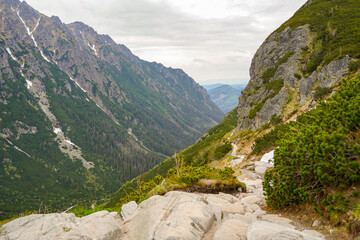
[260,150,274,163]
[53,128,62,134]
[30,18,40,35]
[16,11,50,62]
[25,80,32,89]
[7,47,33,89]
[4,138,31,158]
[87,42,97,56]
[65,139,75,145]
[75,81,87,92]
[6,47,18,62]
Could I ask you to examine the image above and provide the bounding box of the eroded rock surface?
[120,201,138,221]
[0,211,122,240]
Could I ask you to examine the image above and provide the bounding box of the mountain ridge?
[0,0,223,219]
[207,84,245,113]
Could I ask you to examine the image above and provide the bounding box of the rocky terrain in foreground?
[0,151,325,240]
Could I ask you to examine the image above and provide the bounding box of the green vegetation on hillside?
[207,84,245,113]
[278,0,360,73]
[262,51,294,84]
[107,165,243,212]
[0,56,161,220]
[105,108,238,209]
[182,108,238,166]
[248,79,284,119]
[1,1,224,220]
[251,124,290,154]
[264,76,360,223]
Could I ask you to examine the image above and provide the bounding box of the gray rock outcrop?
[0,211,122,240]
[237,24,350,130]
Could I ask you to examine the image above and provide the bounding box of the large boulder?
[0,211,122,240]
[122,191,216,240]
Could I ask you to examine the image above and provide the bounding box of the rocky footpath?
[0,211,122,240]
[0,155,325,240]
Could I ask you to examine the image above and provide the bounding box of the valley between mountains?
[1,0,360,239]
[0,0,223,219]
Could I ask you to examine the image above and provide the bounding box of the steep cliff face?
[0,0,223,218]
[237,0,358,130]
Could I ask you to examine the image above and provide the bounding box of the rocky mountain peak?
[50,15,62,25]
[237,0,356,131]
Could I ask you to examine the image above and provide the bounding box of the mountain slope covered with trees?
[0,0,223,219]
[207,84,245,113]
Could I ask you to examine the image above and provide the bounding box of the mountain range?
[0,0,223,219]
[1,0,360,238]
[203,84,246,113]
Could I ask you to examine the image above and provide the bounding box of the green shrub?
[265,79,284,92]
[313,87,332,101]
[349,60,360,72]
[262,52,294,83]
[264,76,360,209]
[262,68,277,84]
[248,79,284,119]
[248,103,264,119]
[252,123,291,154]
[214,143,232,160]
[294,73,302,79]
[270,114,282,125]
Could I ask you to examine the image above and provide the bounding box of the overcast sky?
[25,0,307,85]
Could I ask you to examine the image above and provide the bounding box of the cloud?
[25,0,307,84]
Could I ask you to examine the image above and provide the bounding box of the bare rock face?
[237,24,350,130]
[120,201,138,220]
[299,55,350,105]
[0,211,122,240]
[250,26,310,87]
[121,192,216,240]
[213,219,248,240]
